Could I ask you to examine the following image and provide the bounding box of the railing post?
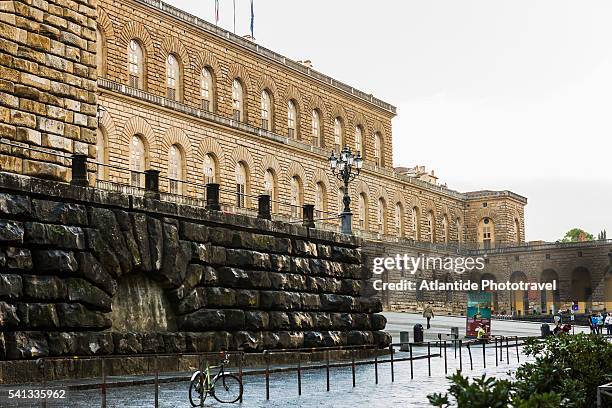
[506,337,510,363]
[154,355,159,408]
[495,338,498,366]
[302,204,315,228]
[144,169,160,199]
[374,351,378,384]
[482,341,486,369]
[444,340,447,374]
[427,342,431,377]
[389,344,394,382]
[206,183,220,210]
[71,154,88,186]
[265,351,270,400]
[515,336,519,363]
[326,350,330,392]
[409,343,413,379]
[459,340,462,372]
[258,194,272,220]
[351,348,356,387]
[297,351,302,396]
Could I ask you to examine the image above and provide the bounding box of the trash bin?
[541,323,551,338]
[400,331,410,351]
[414,324,424,343]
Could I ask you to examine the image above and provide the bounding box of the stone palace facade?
[0,0,526,247]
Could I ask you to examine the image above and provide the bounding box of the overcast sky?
[168,0,612,242]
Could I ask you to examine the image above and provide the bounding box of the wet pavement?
[2,316,573,407]
[2,344,533,408]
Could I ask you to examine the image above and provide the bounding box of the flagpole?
[233,0,236,33]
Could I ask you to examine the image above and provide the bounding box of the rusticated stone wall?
[0,0,98,181]
[0,171,389,362]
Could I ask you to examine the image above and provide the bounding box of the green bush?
[428,334,612,408]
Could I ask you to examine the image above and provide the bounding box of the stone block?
[233,331,261,352]
[4,331,48,358]
[75,252,117,296]
[22,275,67,300]
[0,193,31,217]
[205,287,236,308]
[244,311,269,330]
[0,301,20,327]
[217,267,250,288]
[16,303,59,328]
[5,247,32,270]
[25,222,85,249]
[55,303,111,329]
[370,313,387,330]
[235,289,259,309]
[277,331,304,349]
[33,249,77,273]
[268,311,291,330]
[0,219,24,243]
[177,287,207,315]
[66,278,112,312]
[0,274,22,299]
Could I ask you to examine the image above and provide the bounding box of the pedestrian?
[423,302,434,329]
[553,311,561,326]
[605,312,612,335]
[476,323,488,343]
[597,312,604,334]
[590,314,598,334]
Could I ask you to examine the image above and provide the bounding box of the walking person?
[423,302,434,329]
[605,312,612,335]
[597,312,604,334]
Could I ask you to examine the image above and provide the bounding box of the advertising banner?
[466,292,492,338]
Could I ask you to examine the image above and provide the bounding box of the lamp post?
[329,145,363,234]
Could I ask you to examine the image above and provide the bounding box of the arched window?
[166,54,180,101]
[426,211,435,243]
[201,68,214,111]
[315,182,326,218]
[358,193,368,229]
[290,176,303,219]
[128,39,144,89]
[456,218,463,243]
[442,216,449,243]
[312,110,321,147]
[96,128,108,180]
[374,132,383,167]
[377,198,386,234]
[395,202,404,237]
[235,162,247,208]
[334,117,343,151]
[478,217,495,249]
[514,218,521,243]
[263,169,277,212]
[203,153,217,184]
[412,206,421,240]
[130,135,146,187]
[355,126,363,156]
[232,79,244,121]
[287,100,297,139]
[261,90,272,130]
[96,26,106,77]
[167,145,183,194]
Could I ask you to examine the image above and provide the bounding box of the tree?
[561,228,593,242]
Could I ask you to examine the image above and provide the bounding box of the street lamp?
[329,145,363,234]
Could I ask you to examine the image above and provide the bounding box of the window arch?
[315,181,327,219]
[203,153,218,184]
[96,128,108,180]
[334,117,344,151]
[412,206,421,240]
[128,39,144,89]
[261,90,272,130]
[290,176,303,219]
[200,67,214,112]
[166,54,181,101]
[263,169,277,212]
[312,109,322,147]
[377,198,387,234]
[232,79,245,121]
[287,100,298,139]
[235,162,248,208]
[96,26,106,77]
[374,132,383,167]
[395,202,404,237]
[514,218,521,243]
[442,215,449,243]
[478,217,495,249]
[358,193,368,229]
[167,144,183,194]
[426,211,435,243]
[130,135,146,187]
[355,126,364,157]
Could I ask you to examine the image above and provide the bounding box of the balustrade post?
[302,204,315,228]
[144,169,160,199]
[206,183,220,210]
[258,194,271,220]
[70,154,88,186]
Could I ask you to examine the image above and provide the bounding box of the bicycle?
[188,353,243,406]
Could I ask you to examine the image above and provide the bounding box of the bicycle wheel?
[211,373,243,404]
[188,373,209,407]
